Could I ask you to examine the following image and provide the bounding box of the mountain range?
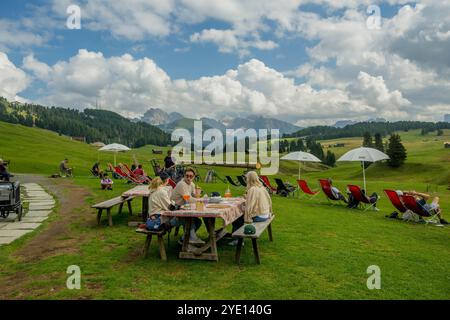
[140,108,303,135]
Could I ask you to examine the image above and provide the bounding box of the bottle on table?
[224,186,232,198]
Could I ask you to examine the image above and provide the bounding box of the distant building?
[71,136,86,143]
[445,114,450,123]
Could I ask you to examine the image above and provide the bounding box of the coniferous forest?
[0,97,170,148]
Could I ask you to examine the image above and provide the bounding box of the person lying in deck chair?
[402,190,447,225]
[347,185,378,210]
[229,171,273,246]
[327,178,348,203]
[91,162,103,177]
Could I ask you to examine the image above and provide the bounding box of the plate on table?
[208,196,222,203]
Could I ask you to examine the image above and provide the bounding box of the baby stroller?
[0,181,23,221]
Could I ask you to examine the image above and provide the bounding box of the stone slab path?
[0,183,54,245]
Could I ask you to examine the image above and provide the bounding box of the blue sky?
[0,0,449,125]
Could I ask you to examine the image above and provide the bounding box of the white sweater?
[245,185,272,223]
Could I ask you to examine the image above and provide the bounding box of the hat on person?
[244,224,256,235]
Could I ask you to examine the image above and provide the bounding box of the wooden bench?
[232,215,275,264]
[91,196,134,226]
[136,228,168,261]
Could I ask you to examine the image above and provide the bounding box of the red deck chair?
[384,190,408,213]
[318,179,341,203]
[347,184,377,211]
[401,195,440,224]
[114,166,147,184]
[167,178,177,188]
[260,175,277,193]
[297,179,319,199]
[123,164,151,184]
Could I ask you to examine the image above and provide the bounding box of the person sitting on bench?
[146,174,179,230]
[101,174,114,190]
[403,190,448,224]
[230,171,272,246]
[0,159,11,182]
[59,158,73,177]
[171,168,204,245]
[133,164,146,177]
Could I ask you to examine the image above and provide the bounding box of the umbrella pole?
[114,153,117,167]
[362,161,366,191]
[298,162,301,198]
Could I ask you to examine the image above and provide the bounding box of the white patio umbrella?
[99,143,131,166]
[281,151,322,180]
[337,147,389,191]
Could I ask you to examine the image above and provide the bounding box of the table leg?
[142,196,149,222]
[206,218,218,262]
[181,218,192,253]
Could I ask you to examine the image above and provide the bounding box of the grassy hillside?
[0,120,449,299]
[1,121,449,186]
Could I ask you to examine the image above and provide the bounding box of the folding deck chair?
[114,166,148,184]
[123,164,152,184]
[347,185,376,211]
[167,178,177,189]
[384,189,408,214]
[297,179,319,199]
[318,179,343,204]
[259,175,278,194]
[225,175,241,187]
[274,178,297,197]
[236,175,247,187]
[401,195,441,224]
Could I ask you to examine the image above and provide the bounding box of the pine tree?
[324,150,336,167]
[363,132,373,147]
[386,134,407,168]
[374,133,384,152]
[297,139,305,151]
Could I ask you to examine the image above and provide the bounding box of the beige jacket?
[244,185,272,223]
[149,186,172,223]
[171,179,196,206]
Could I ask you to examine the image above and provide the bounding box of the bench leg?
[143,234,153,258]
[268,223,273,242]
[157,235,167,261]
[127,200,133,216]
[97,209,103,225]
[107,209,113,227]
[251,238,261,264]
[235,238,243,264]
[118,202,124,215]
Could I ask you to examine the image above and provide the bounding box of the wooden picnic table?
[161,197,245,261]
[122,185,152,221]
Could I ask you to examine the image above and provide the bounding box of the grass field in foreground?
[0,122,449,299]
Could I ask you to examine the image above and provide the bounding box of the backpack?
[146,215,163,231]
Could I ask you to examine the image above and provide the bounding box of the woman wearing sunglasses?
[170,168,204,245]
